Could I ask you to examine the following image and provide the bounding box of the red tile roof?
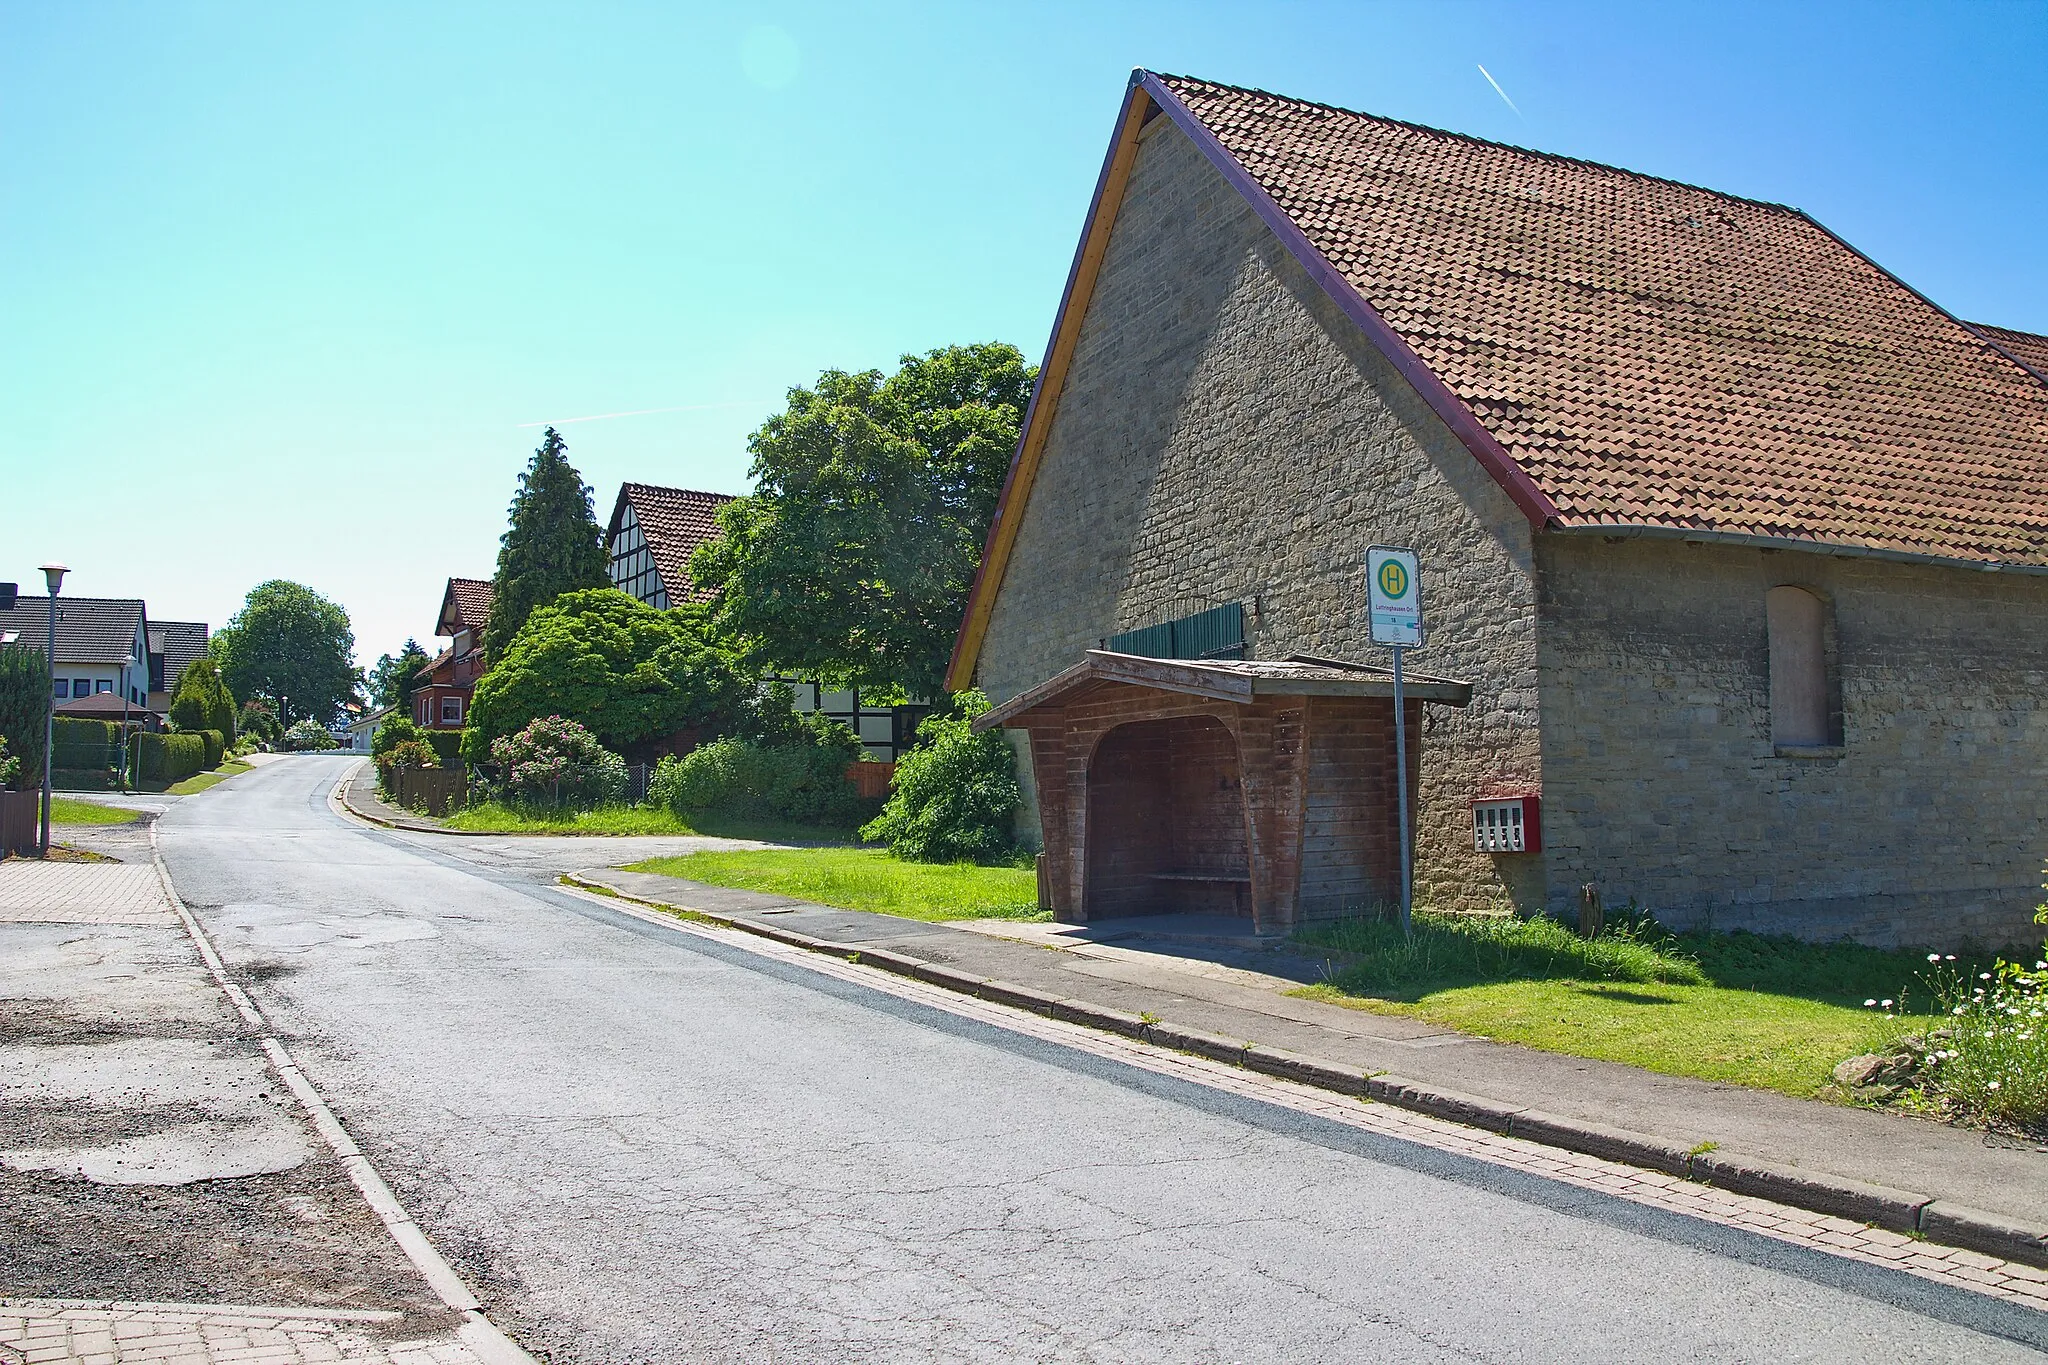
[1155,75,2048,566]
[609,483,735,603]
[1972,323,2048,382]
[438,578,493,637]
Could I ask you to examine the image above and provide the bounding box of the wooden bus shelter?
[978,651,1471,935]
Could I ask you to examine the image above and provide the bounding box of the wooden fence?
[846,762,896,802]
[393,768,468,817]
[0,791,41,855]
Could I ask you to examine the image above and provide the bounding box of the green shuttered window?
[1105,602,1246,661]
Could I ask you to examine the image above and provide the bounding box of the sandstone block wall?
[1539,535,2048,948]
[977,114,1547,915]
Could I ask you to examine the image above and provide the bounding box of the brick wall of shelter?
[978,113,1544,914]
[1539,535,2048,949]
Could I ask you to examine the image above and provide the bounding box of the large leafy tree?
[691,342,1034,701]
[484,426,610,668]
[168,657,237,740]
[211,581,359,727]
[369,639,432,711]
[462,588,748,763]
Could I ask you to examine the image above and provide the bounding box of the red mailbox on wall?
[1471,795,1539,854]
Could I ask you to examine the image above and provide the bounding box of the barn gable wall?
[977,114,1544,914]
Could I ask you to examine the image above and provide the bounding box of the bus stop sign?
[1367,546,1423,647]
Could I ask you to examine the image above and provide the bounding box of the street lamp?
[38,563,66,856]
[121,652,136,795]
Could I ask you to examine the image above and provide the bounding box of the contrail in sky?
[517,400,770,429]
[1477,63,1522,117]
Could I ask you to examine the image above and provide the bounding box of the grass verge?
[623,847,1044,923]
[440,800,858,845]
[1291,911,1985,1099]
[167,761,252,795]
[49,797,140,825]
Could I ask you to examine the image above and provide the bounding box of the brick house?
[950,71,2048,948]
[414,577,492,733]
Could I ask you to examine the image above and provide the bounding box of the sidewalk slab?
[577,866,2048,1245]
[0,1300,485,1365]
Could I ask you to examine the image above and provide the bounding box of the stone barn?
[950,71,2048,949]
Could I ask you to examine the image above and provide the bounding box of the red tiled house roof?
[437,577,493,637]
[1972,322,2048,382]
[950,71,2048,687]
[605,483,735,605]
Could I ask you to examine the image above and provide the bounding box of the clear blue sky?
[6,1,2044,670]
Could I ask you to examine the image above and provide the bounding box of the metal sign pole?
[1366,545,1422,941]
[1393,644,1410,938]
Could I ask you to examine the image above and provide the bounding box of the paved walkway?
[0,863,176,927]
[0,1301,476,1365]
[577,868,2048,1238]
[0,832,511,1365]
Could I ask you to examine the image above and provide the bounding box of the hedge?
[53,718,122,774]
[426,731,463,769]
[129,731,207,785]
[197,729,225,770]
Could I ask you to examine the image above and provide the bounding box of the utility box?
[1471,795,1539,854]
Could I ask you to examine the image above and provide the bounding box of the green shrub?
[197,729,225,770]
[373,712,429,760]
[0,737,20,789]
[860,691,1020,863]
[653,711,865,826]
[54,717,122,775]
[280,718,337,751]
[426,730,463,769]
[0,645,47,788]
[488,716,627,809]
[163,733,205,781]
[239,697,282,746]
[128,731,164,783]
[462,589,746,764]
[168,658,236,741]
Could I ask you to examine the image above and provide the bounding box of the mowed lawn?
[1291,912,1976,1098]
[625,848,1043,923]
[49,797,140,825]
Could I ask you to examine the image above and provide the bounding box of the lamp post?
[37,563,67,856]
[121,651,136,795]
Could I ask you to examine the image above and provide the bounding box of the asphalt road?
[159,758,2047,1363]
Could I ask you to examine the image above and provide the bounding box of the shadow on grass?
[1295,910,1998,1015]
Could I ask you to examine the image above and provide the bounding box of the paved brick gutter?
[565,866,2048,1270]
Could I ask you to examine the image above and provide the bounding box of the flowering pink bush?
[489,715,627,808]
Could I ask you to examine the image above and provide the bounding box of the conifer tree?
[484,427,610,668]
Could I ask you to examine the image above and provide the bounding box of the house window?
[73,678,90,697]
[1766,586,1836,750]
[53,680,69,700]
[95,680,112,694]
[418,698,429,725]
[440,696,463,725]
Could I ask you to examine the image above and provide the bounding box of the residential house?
[0,596,152,710]
[952,71,2048,948]
[602,481,928,760]
[146,620,211,712]
[415,577,492,733]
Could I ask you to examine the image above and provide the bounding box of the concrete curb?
[152,824,539,1361]
[560,868,2048,1271]
[332,764,511,838]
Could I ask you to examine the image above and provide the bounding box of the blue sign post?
[1367,546,1423,936]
